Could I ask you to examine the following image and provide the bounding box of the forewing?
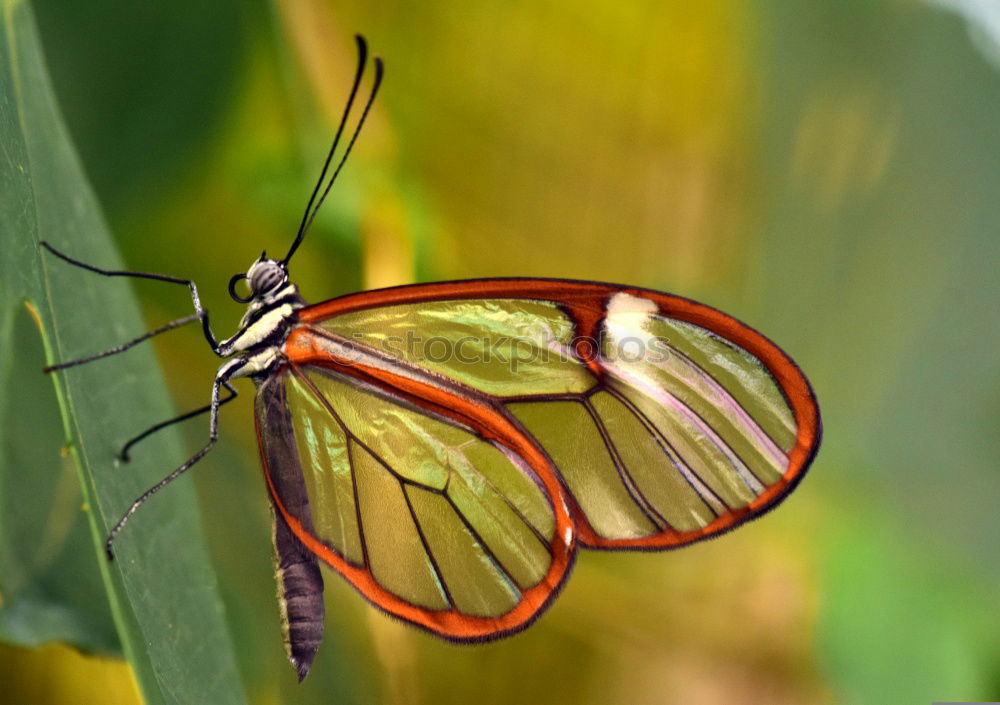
[254,358,575,641]
[297,279,820,550]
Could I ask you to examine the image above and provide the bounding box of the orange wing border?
[295,278,822,552]
[256,348,577,641]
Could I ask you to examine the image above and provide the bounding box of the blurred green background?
[2,0,999,703]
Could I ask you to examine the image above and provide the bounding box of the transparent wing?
[294,279,820,550]
[254,358,575,641]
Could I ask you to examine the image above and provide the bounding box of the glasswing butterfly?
[42,36,821,680]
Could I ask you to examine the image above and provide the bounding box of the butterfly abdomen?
[273,509,325,682]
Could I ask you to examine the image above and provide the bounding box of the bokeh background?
[2,0,999,703]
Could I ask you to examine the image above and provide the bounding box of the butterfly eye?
[249,262,286,296]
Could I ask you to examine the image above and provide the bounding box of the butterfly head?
[228,252,289,304]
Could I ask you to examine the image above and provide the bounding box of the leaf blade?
[0,2,247,703]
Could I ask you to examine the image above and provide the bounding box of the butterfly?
[42,36,821,681]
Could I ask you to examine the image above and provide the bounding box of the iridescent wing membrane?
[257,279,820,639]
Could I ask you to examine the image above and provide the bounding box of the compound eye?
[250,263,285,295]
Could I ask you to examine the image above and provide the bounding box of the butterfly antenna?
[283,35,366,266]
[290,34,367,262]
[293,54,384,261]
[283,35,384,267]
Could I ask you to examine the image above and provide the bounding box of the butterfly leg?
[119,381,239,461]
[39,240,223,358]
[43,312,202,372]
[104,362,238,559]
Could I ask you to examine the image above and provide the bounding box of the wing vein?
[443,492,522,598]
[460,442,552,551]
[299,363,552,553]
[293,364,443,488]
[600,360,766,495]
[661,343,788,465]
[580,397,669,530]
[500,390,595,404]
[290,364,370,567]
[347,439,371,569]
[401,483,455,609]
[604,385,725,516]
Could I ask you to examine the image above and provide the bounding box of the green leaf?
[0,304,121,654]
[0,1,246,703]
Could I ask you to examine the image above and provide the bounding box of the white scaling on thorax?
[227,304,296,353]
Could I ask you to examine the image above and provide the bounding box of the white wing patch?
[604,292,658,344]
